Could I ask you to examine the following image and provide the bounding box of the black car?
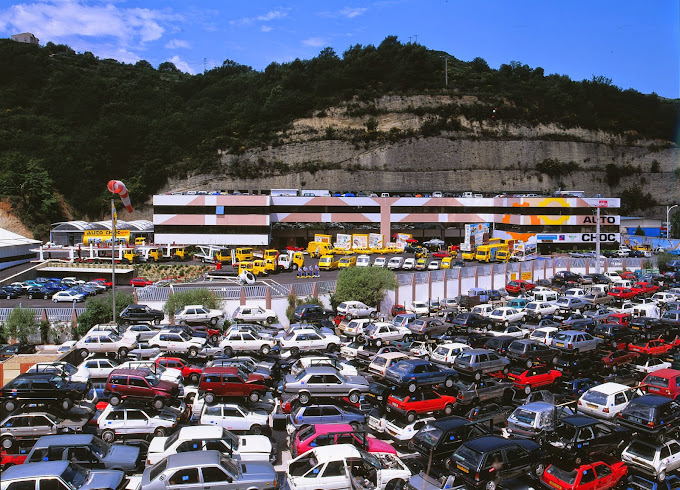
[0,373,89,413]
[548,415,629,462]
[552,353,595,380]
[292,304,334,323]
[119,304,164,325]
[444,333,488,348]
[0,286,20,299]
[600,368,641,387]
[617,395,680,441]
[25,286,51,300]
[506,339,557,368]
[408,416,494,467]
[592,323,634,349]
[463,403,513,427]
[483,336,515,356]
[363,381,395,408]
[450,313,493,333]
[552,271,583,286]
[448,435,546,488]
[590,273,611,284]
[629,316,671,339]
[0,343,37,361]
[560,377,599,398]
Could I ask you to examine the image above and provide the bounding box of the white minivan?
[373,256,388,268]
[387,257,404,270]
[356,255,370,267]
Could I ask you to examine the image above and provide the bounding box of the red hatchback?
[541,458,627,490]
[292,423,396,458]
[642,368,680,399]
[505,280,535,295]
[601,350,639,370]
[604,313,632,327]
[607,287,636,300]
[130,277,154,287]
[386,390,457,422]
[198,366,267,404]
[627,338,675,356]
[507,365,562,395]
[156,357,203,384]
[631,282,659,297]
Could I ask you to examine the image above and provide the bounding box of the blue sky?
[0,0,677,98]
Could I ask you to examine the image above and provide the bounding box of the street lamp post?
[667,205,678,240]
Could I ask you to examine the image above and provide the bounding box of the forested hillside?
[0,36,677,238]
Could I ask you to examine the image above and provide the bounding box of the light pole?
[667,205,678,240]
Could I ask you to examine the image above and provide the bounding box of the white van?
[632,303,660,318]
[387,257,404,270]
[356,255,370,267]
[532,290,559,303]
[373,256,388,268]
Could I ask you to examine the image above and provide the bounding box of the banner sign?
[369,233,384,249]
[461,223,490,251]
[352,234,369,249]
[536,233,620,243]
[335,234,351,250]
[83,230,130,244]
[314,234,332,243]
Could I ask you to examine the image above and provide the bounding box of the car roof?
[463,435,517,452]
[518,401,554,411]
[313,423,354,435]
[645,369,680,379]
[166,449,222,467]
[202,366,241,374]
[300,366,342,375]
[373,352,409,360]
[308,444,360,462]
[560,415,599,427]
[109,368,152,376]
[177,425,224,438]
[632,394,673,407]
[587,382,630,395]
[428,415,472,430]
[461,349,493,355]
[3,460,70,479]
[33,433,95,448]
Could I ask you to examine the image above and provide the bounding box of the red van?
[642,368,680,400]
[198,366,266,405]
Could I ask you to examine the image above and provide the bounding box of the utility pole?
[204,58,207,73]
[667,205,678,239]
[595,205,601,274]
[111,199,116,323]
[444,56,448,87]
[413,34,419,44]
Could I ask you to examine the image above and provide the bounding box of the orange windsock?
[107,180,133,213]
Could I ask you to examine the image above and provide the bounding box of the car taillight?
[648,421,655,427]
[577,400,582,406]
[568,343,573,349]
[475,472,480,482]
[603,408,609,413]
[459,393,465,400]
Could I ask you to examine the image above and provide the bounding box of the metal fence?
[0,307,85,323]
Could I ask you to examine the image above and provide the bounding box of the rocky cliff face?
[162,95,679,218]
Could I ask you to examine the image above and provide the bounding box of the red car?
[628,338,675,356]
[0,449,28,471]
[93,278,112,288]
[541,458,627,490]
[631,281,659,297]
[619,271,636,280]
[507,365,562,394]
[505,280,536,295]
[129,277,154,287]
[604,313,632,327]
[386,390,457,422]
[601,350,639,370]
[156,357,203,384]
[431,251,450,258]
[292,423,396,458]
[607,287,636,300]
[391,304,407,317]
[106,368,181,410]
[642,368,680,399]
[198,366,266,404]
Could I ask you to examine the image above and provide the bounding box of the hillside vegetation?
[0,36,677,238]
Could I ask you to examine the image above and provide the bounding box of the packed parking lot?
[2,264,680,489]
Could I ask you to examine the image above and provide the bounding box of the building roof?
[0,228,40,246]
[51,220,153,232]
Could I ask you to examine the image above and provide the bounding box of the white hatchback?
[577,382,637,419]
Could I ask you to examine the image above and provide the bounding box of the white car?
[146,425,273,466]
[52,290,86,303]
[387,257,404,270]
[369,352,411,377]
[564,288,587,298]
[57,340,77,354]
[25,361,90,383]
[427,261,440,270]
[278,328,341,356]
[384,416,436,445]
[406,300,429,316]
[631,357,671,374]
[430,343,472,365]
[487,307,525,326]
[439,298,459,309]
[286,444,411,490]
[402,258,416,270]
[339,318,372,338]
[340,341,365,360]
[621,438,680,482]
[485,324,529,338]
[231,305,277,323]
[124,323,158,342]
[199,403,269,435]
[529,327,559,345]
[218,331,275,356]
[74,333,136,358]
[79,357,119,379]
[373,256,388,268]
[290,356,358,377]
[471,304,495,317]
[577,382,637,420]
[524,301,559,320]
[368,409,388,433]
[336,301,378,319]
[174,305,224,325]
[356,255,371,267]
[651,292,677,305]
[604,272,624,283]
[148,330,207,357]
[97,405,178,442]
[614,300,636,314]
[363,322,411,347]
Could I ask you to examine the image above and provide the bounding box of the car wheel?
[291,347,300,357]
[179,320,186,326]
[211,334,219,344]
[349,421,361,431]
[422,354,430,361]
[533,463,545,478]
[474,371,482,381]
[406,411,416,423]
[345,314,353,320]
[27,294,33,300]
[101,429,115,443]
[502,366,509,375]
[205,392,216,405]
[210,317,218,325]
[481,326,488,333]
[444,404,454,415]
[118,347,128,358]
[504,321,509,328]
[61,397,73,411]
[185,392,196,404]
[3,399,17,412]
[327,315,335,322]
[299,392,312,406]
[612,365,618,372]
[375,339,383,348]
[657,432,667,444]
[53,298,58,303]
[445,377,454,389]
[188,347,198,357]
[407,382,417,393]
[348,391,360,404]
[79,348,89,359]
[250,424,263,435]
[526,359,533,368]
[552,356,559,365]
[267,316,276,324]
[327,343,337,353]
[537,314,542,320]
[109,395,121,406]
[223,346,233,357]
[0,436,13,450]
[152,398,166,410]
[249,391,261,403]
[260,344,271,355]
[524,385,532,395]
[154,319,160,325]
[189,373,200,384]
[658,470,667,482]
[486,477,499,490]
[154,427,166,437]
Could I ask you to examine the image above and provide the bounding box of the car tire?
[327,343,337,353]
[481,327,488,334]
[3,399,17,413]
[445,377,455,389]
[407,382,417,393]
[348,391,360,404]
[154,427,166,437]
[375,339,383,348]
[406,411,416,423]
[524,385,532,395]
[291,347,300,357]
[154,319,160,325]
[211,334,219,344]
[260,344,271,355]
[188,347,198,358]
[370,311,378,319]
[533,463,545,478]
[109,395,121,406]
[53,298,58,303]
[502,366,509,375]
[210,317,218,325]
[179,320,186,326]
[189,373,200,384]
[250,424,263,435]
[299,392,312,406]
[152,398,166,410]
[205,392,216,405]
[349,421,361,431]
[61,397,73,411]
[28,294,33,300]
[537,314,542,320]
[423,355,430,361]
[658,470,666,482]
[526,359,533,368]
[346,314,353,321]
[223,346,233,357]
[474,371,482,381]
[486,477,500,490]
[118,347,128,358]
[327,315,335,322]
[267,316,276,324]
[249,391,261,403]
[185,392,196,404]
[0,436,13,450]
[444,404,454,415]
[101,429,116,443]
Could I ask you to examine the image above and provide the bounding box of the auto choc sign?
[536,233,620,243]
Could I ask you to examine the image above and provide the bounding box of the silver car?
[549,330,603,353]
[452,349,510,381]
[1,410,86,449]
[2,460,125,490]
[282,366,369,406]
[141,450,277,490]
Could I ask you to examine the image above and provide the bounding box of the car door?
[306,333,323,350]
[7,415,32,440]
[241,332,260,351]
[166,467,202,489]
[200,465,234,489]
[67,446,104,469]
[85,360,100,378]
[126,409,151,435]
[323,374,346,395]
[576,425,596,451]
[296,406,323,426]
[664,441,680,472]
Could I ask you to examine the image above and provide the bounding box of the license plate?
[596,335,604,338]
[587,403,597,409]
[555,367,563,371]
[632,326,640,330]
[456,464,469,473]
[549,481,563,490]
[556,342,564,347]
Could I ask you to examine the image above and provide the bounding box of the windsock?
[107,180,133,213]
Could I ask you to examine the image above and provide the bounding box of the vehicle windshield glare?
[644,375,669,388]
[625,440,657,461]
[91,437,110,458]
[512,408,537,425]
[61,463,89,489]
[451,445,483,469]
[581,390,608,405]
[145,374,160,386]
[412,425,442,447]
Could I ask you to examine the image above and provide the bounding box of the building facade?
[11,32,39,44]
[153,193,620,250]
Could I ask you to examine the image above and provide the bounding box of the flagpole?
[112,199,116,324]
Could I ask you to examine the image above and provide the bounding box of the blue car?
[627,474,680,489]
[288,403,365,429]
[560,378,599,398]
[384,358,458,393]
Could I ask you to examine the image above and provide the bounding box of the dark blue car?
[627,474,680,489]
[384,358,458,393]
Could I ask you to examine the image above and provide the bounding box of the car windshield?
[644,375,670,388]
[220,456,240,478]
[456,353,472,364]
[512,408,537,425]
[297,425,316,441]
[359,450,380,469]
[545,465,577,485]
[91,437,110,458]
[179,332,191,341]
[61,463,89,489]
[491,310,504,316]
[412,425,442,447]
[163,430,181,450]
[433,346,450,356]
[581,390,608,405]
[553,333,570,342]
[556,423,578,440]
[391,361,412,372]
[451,445,483,469]
[626,440,657,461]
[625,403,655,421]
[145,374,160,386]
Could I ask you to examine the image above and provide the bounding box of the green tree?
[331,268,397,309]
[163,288,221,320]
[670,209,680,239]
[5,307,38,344]
[634,226,645,236]
[657,252,674,273]
[76,292,135,337]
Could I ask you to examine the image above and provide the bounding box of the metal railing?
[0,307,85,323]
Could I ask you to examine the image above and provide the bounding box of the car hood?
[82,469,125,490]
[367,437,397,454]
[104,444,140,467]
[156,380,180,393]
[239,460,277,482]
[147,436,168,454]
[283,374,298,385]
[239,435,272,453]
[345,375,370,386]
[247,373,266,383]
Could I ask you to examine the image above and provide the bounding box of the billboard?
[352,234,369,249]
[395,233,412,250]
[369,233,384,249]
[335,234,352,250]
[314,234,332,243]
[536,233,620,243]
[83,230,130,244]
[461,223,490,251]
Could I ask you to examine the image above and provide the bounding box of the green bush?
[5,307,38,344]
[331,267,397,309]
[657,252,674,273]
[286,294,323,323]
[76,292,135,337]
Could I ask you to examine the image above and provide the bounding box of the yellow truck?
[235,247,254,262]
[338,256,357,268]
[461,249,476,261]
[475,244,506,262]
[238,261,269,277]
[308,242,334,258]
[278,251,304,271]
[319,255,340,270]
[495,248,511,262]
